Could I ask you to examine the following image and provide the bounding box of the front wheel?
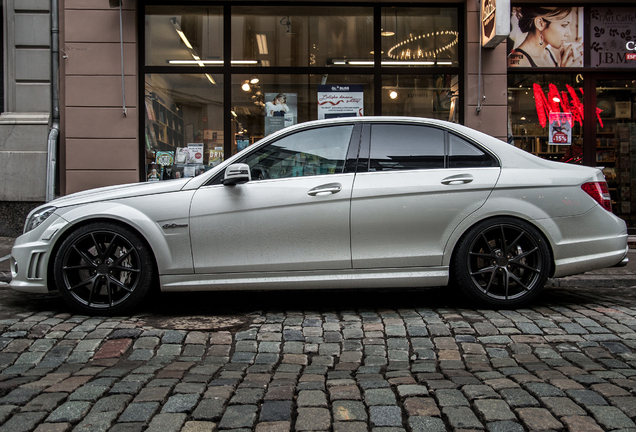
[53,222,154,315]
[453,218,551,307]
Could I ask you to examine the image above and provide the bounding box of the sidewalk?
[0,236,14,282]
[2,236,636,287]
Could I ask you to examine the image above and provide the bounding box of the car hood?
[49,178,192,209]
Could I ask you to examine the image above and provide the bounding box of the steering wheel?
[251,165,270,180]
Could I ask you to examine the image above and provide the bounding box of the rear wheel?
[453,217,551,307]
[53,222,153,315]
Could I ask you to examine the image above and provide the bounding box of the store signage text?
[482,0,496,39]
[596,51,636,64]
[595,14,636,23]
[591,7,636,68]
[627,41,636,60]
[481,0,509,48]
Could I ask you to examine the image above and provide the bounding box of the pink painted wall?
[61,0,139,195]
[464,0,508,141]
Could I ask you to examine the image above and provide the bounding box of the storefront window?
[380,8,459,67]
[231,6,373,67]
[231,74,373,155]
[508,74,584,162]
[143,4,462,175]
[595,79,636,219]
[145,6,223,67]
[144,74,223,180]
[382,74,459,122]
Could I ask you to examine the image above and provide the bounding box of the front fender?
[54,190,196,276]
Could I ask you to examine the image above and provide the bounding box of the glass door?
[593,77,636,225]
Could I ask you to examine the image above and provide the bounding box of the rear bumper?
[549,205,629,278]
[613,255,630,268]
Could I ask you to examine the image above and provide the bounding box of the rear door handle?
[308,183,342,196]
[441,174,474,185]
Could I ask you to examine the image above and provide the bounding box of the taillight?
[581,182,612,212]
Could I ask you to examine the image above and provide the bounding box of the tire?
[453,217,551,308]
[53,222,154,315]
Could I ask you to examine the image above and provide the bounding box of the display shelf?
[145,94,185,151]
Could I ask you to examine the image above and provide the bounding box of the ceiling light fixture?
[242,82,251,92]
[191,54,205,67]
[280,16,298,37]
[256,34,268,55]
[329,59,441,66]
[167,59,259,65]
[387,30,459,61]
[171,18,193,49]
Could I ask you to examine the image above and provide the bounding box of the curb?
[0,272,10,284]
[546,275,636,288]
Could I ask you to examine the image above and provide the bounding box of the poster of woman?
[264,93,297,136]
[265,94,290,117]
[508,6,584,68]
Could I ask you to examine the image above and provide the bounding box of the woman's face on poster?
[539,12,572,49]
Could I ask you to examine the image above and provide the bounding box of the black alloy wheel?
[453,217,551,307]
[53,222,153,315]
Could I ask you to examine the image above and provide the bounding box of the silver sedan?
[9,117,629,314]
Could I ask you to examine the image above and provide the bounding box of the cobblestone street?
[2,285,636,432]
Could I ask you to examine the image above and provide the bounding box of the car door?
[190,124,358,274]
[350,123,501,269]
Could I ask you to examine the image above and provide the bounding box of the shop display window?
[145,74,223,180]
[145,6,223,67]
[595,79,636,219]
[508,74,584,162]
[230,74,374,155]
[380,7,459,67]
[231,6,373,68]
[143,4,462,174]
[382,74,459,122]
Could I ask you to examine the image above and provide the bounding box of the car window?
[448,134,495,168]
[369,124,444,171]
[244,125,354,180]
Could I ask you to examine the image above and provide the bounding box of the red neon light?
[533,84,604,129]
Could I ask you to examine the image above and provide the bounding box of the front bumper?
[9,214,69,294]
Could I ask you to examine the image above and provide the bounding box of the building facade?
[0,0,53,234]
[0,0,634,235]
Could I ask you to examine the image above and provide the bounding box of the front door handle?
[308,183,342,196]
[441,174,474,185]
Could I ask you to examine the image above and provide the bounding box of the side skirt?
[160,267,449,292]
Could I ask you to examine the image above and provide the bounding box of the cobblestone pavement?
[3,286,636,432]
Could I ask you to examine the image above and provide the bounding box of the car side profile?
[9,117,629,314]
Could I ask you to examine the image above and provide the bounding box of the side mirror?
[222,163,251,186]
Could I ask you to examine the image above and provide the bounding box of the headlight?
[24,206,57,233]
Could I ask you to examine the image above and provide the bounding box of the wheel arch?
[47,216,161,292]
[445,214,556,278]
